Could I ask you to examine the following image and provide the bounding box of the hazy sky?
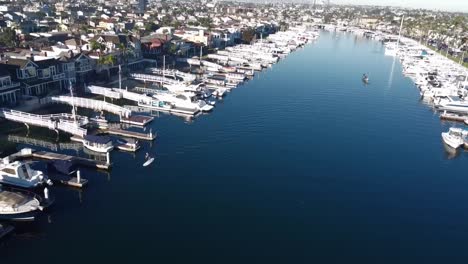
[331,0,468,12]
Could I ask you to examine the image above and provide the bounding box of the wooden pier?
[440,112,468,123]
[103,127,156,141]
[120,115,154,126]
[53,170,88,188]
[3,148,111,170]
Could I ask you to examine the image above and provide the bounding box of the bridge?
[7,135,82,151]
[129,73,181,85]
[146,68,197,82]
[49,96,132,118]
[0,108,88,137]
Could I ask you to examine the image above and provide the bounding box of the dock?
[0,224,14,240]
[120,115,154,126]
[48,169,89,188]
[2,148,111,170]
[56,170,88,188]
[440,112,468,123]
[103,127,156,141]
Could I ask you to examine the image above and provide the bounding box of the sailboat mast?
[69,80,77,124]
[162,55,165,86]
[396,15,404,52]
[118,64,122,90]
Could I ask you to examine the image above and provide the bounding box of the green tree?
[90,40,104,51]
[0,28,17,47]
[198,17,213,29]
[241,28,256,44]
[144,22,159,33]
[98,55,117,66]
[167,43,178,55]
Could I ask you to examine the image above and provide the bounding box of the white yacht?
[436,96,468,113]
[0,161,51,188]
[441,127,467,149]
[153,92,214,112]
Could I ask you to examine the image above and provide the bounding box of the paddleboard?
[143,157,155,167]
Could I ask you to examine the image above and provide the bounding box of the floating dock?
[120,115,154,126]
[102,127,156,141]
[49,170,89,188]
[3,148,111,170]
[440,112,468,123]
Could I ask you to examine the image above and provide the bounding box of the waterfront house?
[72,53,96,90]
[0,57,66,97]
[0,68,20,106]
[141,34,171,58]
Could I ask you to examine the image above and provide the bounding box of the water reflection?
[442,141,459,159]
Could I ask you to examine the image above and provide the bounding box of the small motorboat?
[0,161,52,188]
[0,186,49,221]
[143,153,155,167]
[362,73,369,84]
[441,127,467,149]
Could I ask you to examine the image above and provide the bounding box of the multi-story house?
[0,69,21,106]
[73,53,95,91]
[0,57,67,97]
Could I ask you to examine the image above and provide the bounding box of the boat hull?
[83,145,114,153]
[441,132,464,149]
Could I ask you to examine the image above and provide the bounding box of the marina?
[0,25,316,231]
[2,26,468,262]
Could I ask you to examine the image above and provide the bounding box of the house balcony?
[75,65,93,73]
[0,81,20,91]
[53,73,66,80]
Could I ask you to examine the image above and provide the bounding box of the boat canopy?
[48,160,76,175]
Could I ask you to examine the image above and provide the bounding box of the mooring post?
[77,170,81,183]
[44,187,49,200]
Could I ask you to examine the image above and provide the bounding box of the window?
[1,168,16,175]
[19,165,30,179]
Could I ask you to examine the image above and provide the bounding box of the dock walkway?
[129,73,181,85]
[102,127,156,141]
[49,96,131,118]
[2,148,110,170]
[0,108,88,137]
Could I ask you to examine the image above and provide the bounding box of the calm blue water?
[3,31,468,263]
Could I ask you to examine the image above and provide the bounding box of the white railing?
[0,108,88,137]
[86,85,153,105]
[53,73,66,80]
[8,135,82,151]
[0,82,20,91]
[50,96,132,117]
[76,65,93,73]
[86,85,122,99]
[129,73,180,85]
[146,68,197,82]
